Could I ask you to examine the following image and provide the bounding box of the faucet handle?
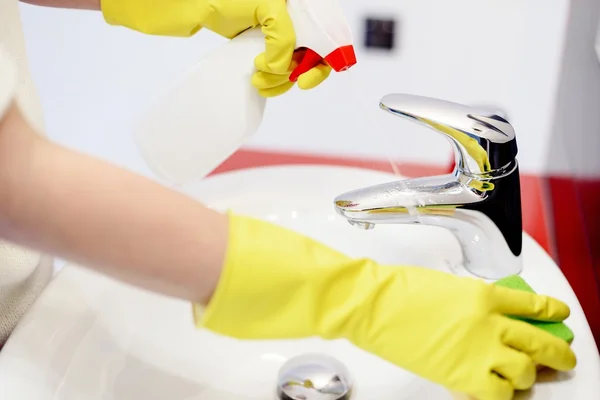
[380,94,518,176]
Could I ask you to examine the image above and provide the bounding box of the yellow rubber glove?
[195,213,576,400]
[101,0,331,97]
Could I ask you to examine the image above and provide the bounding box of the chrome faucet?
[333,94,522,280]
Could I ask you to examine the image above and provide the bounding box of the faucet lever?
[380,94,518,176]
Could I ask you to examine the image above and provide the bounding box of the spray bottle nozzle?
[325,45,357,72]
[289,45,357,82]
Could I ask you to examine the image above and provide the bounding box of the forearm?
[19,0,100,10]
[0,103,227,303]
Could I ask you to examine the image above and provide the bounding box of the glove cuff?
[100,0,203,37]
[194,211,358,340]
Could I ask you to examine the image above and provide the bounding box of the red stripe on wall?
[575,179,600,273]
[548,177,600,345]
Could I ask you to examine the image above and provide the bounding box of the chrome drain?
[276,353,353,400]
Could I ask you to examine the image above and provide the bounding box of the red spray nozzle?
[325,45,357,72]
[289,45,357,82]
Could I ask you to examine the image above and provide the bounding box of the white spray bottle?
[134,0,356,185]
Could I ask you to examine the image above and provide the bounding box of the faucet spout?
[334,94,523,280]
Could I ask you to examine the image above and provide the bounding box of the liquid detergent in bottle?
[134,0,356,185]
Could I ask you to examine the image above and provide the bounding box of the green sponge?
[494,275,574,344]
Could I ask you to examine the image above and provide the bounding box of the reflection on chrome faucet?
[334,94,522,280]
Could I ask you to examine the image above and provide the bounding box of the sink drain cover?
[276,353,353,400]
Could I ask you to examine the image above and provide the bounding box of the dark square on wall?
[364,17,397,50]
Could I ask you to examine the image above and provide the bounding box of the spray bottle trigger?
[289,48,323,83]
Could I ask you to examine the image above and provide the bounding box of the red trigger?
[289,48,323,82]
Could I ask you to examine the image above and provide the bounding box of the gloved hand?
[101,0,331,97]
[195,213,577,400]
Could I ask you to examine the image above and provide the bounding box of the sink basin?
[0,165,598,399]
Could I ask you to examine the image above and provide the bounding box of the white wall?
[546,0,600,178]
[19,0,571,176]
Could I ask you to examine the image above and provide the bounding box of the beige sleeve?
[0,0,45,134]
[0,45,17,120]
[0,44,53,348]
[0,1,52,348]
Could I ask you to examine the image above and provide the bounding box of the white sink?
[0,165,598,399]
